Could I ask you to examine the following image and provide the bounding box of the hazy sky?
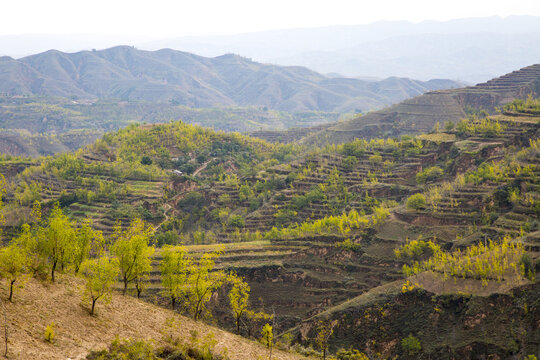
[2,0,540,38]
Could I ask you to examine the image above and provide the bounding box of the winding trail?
[155,159,213,230]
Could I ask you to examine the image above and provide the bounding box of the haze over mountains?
[2,16,539,83]
[141,16,540,83]
[0,46,463,113]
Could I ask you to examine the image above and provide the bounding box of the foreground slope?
[1,276,304,360]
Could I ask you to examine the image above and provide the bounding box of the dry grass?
[0,275,306,360]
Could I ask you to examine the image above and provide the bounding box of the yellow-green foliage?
[110,219,155,295]
[228,275,251,334]
[181,248,226,321]
[160,245,191,309]
[261,323,273,349]
[394,237,440,260]
[332,348,369,360]
[94,121,277,164]
[402,237,526,286]
[265,207,388,240]
[502,95,540,115]
[401,334,421,355]
[335,239,361,252]
[456,116,506,137]
[416,166,444,184]
[401,280,418,293]
[80,256,119,315]
[406,193,426,210]
[0,242,28,301]
[44,322,55,343]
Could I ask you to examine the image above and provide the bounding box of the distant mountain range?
[2,17,539,83]
[0,46,464,113]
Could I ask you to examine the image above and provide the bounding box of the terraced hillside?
[1,96,539,358]
[291,63,540,145]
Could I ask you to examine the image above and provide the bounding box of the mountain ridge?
[0,46,464,113]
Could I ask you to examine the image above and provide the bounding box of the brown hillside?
[0,276,305,360]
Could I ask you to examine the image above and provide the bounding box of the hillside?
[295,63,540,145]
[0,93,539,358]
[0,275,303,360]
[0,47,463,114]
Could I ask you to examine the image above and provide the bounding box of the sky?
[1,0,540,38]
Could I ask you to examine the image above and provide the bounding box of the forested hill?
[0,46,463,113]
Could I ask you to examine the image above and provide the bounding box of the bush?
[335,348,369,360]
[140,156,153,165]
[342,156,358,171]
[406,194,426,210]
[401,334,421,355]
[368,153,383,164]
[520,253,535,280]
[228,215,245,228]
[155,230,179,246]
[44,322,55,343]
[335,239,361,252]
[416,166,444,184]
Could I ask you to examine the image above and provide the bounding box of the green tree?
[0,244,27,302]
[44,204,76,282]
[73,219,104,273]
[181,249,225,320]
[401,334,421,355]
[342,156,358,171]
[160,245,191,309]
[406,193,427,211]
[80,256,119,315]
[261,323,273,360]
[110,219,155,295]
[416,166,444,184]
[13,224,47,277]
[228,215,245,228]
[228,275,251,334]
[315,319,335,360]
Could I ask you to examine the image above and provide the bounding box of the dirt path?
[192,158,214,177]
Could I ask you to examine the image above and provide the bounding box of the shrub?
[394,237,440,260]
[335,239,361,252]
[228,215,245,228]
[406,194,426,210]
[335,348,369,360]
[368,154,383,164]
[520,253,535,280]
[416,166,444,184]
[342,156,358,171]
[140,156,153,165]
[44,322,55,343]
[401,334,421,355]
